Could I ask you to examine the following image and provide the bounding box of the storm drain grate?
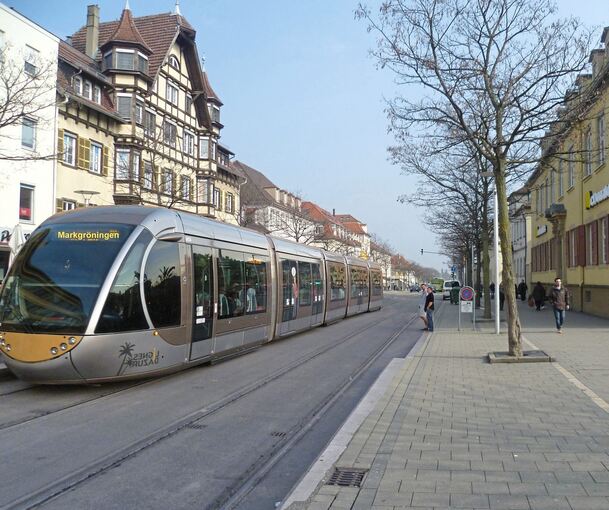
[186,423,207,430]
[271,431,286,438]
[326,467,367,487]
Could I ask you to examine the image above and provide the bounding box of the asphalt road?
[0,293,423,510]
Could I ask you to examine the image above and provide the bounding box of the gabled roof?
[101,7,152,54]
[202,70,223,106]
[232,160,278,207]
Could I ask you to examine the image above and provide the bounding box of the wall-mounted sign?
[536,224,548,237]
[0,226,32,245]
[586,183,609,209]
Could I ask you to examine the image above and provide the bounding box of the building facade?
[55,4,240,222]
[0,4,59,281]
[509,187,532,288]
[528,29,609,317]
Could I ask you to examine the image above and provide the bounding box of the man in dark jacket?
[517,280,528,301]
[425,285,435,332]
[549,277,569,333]
[532,282,546,311]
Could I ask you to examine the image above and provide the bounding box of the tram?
[0,207,383,384]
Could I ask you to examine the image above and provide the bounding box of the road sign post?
[458,286,476,331]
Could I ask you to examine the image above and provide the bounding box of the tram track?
[2,302,412,510]
[0,302,402,432]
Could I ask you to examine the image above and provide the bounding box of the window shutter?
[77,137,86,169]
[565,230,571,268]
[606,216,609,264]
[577,224,586,266]
[152,164,158,190]
[102,145,109,176]
[56,198,63,213]
[172,172,177,197]
[84,139,91,170]
[57,129,64,160]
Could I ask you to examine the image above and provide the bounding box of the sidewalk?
[286,299,609,509]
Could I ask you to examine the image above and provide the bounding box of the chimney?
[332,208,335,216]
[85,5,100,59]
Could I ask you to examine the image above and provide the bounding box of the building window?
[198,178,211,204]
[166,81,179,105]
[199,137,209,159]
[586,222,597,266]
[117,95,132,120]
[22,117,36,149]
[24,45,38,76]
[144,110,156,137]
[163,121,177,147]
[210,105,220,123]
[168,55,179,70]
[132,152,140,181]
[162,169,174,195]
[143,162,154,189]
[584,129,592,177]
[62,200,76,211]
[183,131,194,155]
[558,159,564,197]
[74,76,83,95]
[213,188,221,210]
[185,94,192,113]
[568,146,575,189]
[83,80,92,100]
[181,176,191,200]
[103,52,112,70]
[137,53,148,74]
[225,192,234,213]
[63,132,77,166]
[90,142,102,174]
[135,102,144,125]
[544,178,548,212]
[549,171,554,205]
[116,49,135,70]
[19,185,34,221]
[93,85,101,104]
[598,114,605,166]
[116,149,130,180]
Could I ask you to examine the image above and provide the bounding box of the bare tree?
[0,43,57,161]
[358,0,592,356]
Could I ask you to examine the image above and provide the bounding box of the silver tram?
[0,207,383,384]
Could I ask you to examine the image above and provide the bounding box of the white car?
[442,280,461,300]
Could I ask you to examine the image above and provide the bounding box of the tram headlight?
[60,343,68,351]
[50,347,58,355]
[68,337,76,345]
[0,339,5,346]
[5,344,11,351]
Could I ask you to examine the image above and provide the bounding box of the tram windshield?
[0,223,135,334]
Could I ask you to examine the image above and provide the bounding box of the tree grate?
[326,467,367,487]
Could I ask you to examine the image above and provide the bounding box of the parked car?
[442,280,461,300]
[409,284,420,292]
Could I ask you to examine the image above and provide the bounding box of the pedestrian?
[490,282,495,299]
[532,281,546,311]
[549,277,569,333]
[418,283,428,330]
[517,279,528,301]
[499,282,505,311]
[425,285,435,332]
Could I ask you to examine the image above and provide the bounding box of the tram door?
[280,259,298,334]
[190,246,214,360]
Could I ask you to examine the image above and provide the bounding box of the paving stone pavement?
[288,296,609,510]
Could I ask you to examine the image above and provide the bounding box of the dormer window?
[168,55,179,70]
[102,49,149,74]
[73,76,102,104]
[74,76,82,95]
[209,105,220,123]
[93,85,101,104]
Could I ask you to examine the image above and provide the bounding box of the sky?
[6,0,609,272]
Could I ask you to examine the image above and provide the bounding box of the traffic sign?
[460,286,474,301]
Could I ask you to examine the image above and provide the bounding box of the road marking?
[523,336,609,415]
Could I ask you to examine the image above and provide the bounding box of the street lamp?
[74,190,100,207]
[481,172,500,335]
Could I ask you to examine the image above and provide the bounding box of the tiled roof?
[232,160,278,207]
[102,8,152,53]
[202,70,222,105]
[72,12,187,81]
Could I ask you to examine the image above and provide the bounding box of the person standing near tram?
[418,283,428,330]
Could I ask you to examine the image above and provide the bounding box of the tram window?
[298,262,311,306]
[329,262,346,302]
[372,270,383,296]
[362,269,370,297]
[144,241,181,327]
[244,255,267,314]
[96,230,152,333]
[217,250,245,319]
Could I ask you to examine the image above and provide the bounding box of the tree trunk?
[496,159,522,357]
[481,197,491,319]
